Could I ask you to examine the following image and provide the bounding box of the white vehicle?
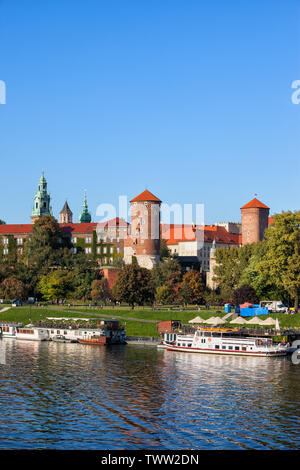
[166,328,287,357]
[260,301,288,313]
[0,322,23,338]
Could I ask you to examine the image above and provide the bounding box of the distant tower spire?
[79,191,91,223]
[31,171,52,223]
[60,200,73,224]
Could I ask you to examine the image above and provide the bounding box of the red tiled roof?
[161,224,241,246]
[240,198,269,210]
[0,218,129,236]
[130,189,161,203]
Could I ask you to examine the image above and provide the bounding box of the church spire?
[31,171,52,223]
[79,191,91,223]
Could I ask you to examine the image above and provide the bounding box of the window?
[103,257,107,264]
[116,247,120,254]
[109,257,113,264]
[110,247,114,254]
[235,346,240,351]
[71,237,77,243]
[228,346,233,350]
[85,247,92,254]
[215,345,220,349]
[17,238,23,245]
[110,237,114,243]
[188,344,192,348]
[97,236,101,243]
[3,238,8,245]
[72,247,77,254]
[242,347,247,351]
[85,237,91,244]
[97,247,101,254]
[222,345,226,350]
[116,237,119,243]
[3,248,8,255]
[103,247,107,254]
[18,248,23,254]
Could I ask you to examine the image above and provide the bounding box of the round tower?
[241,197,270,245]
[124,189,161,269]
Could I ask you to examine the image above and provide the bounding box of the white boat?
[16,327,49,341]
[166,328,287,357]
[0,322,23,338]
[157,331,178,349]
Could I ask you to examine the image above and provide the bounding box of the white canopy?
[188,316,205,324]
[275,318,280,331]
[247,317,266,325]
[204,316,226,325]
[260,317,277,326]
[230,317,248,325]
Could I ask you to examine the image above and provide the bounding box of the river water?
[0,338,299,450]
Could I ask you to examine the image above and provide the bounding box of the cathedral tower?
[79,192,91,223]
[124,189,161,269]
[31,171,52,223]
[60,200,73,224]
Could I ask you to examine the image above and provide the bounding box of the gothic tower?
[79,192,91,223]
[241,197,270,245]
[124,189,161,269]
[31,171,52,223]
[59,200,73,224]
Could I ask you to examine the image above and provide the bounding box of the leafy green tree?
[177,269,205,305]
[91,278,111,302]
[112,264,155,308]
[39,270,73,301]
[0,276,28,300]
[152,258,182,289]
[257,211,300,308]
[155,285,176,304]
[26,216,71,275]
[160,238,171,259]
[232,285,258,306]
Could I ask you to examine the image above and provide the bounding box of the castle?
[0,173,271,285]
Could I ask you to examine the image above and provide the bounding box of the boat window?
[57,330,60,334]
[178,343,181,347]
[213,333,222,337]
[188,344,192,348]
[242,347,247,351]
[201,339,206,343]
[215,345,220,349]
[228,346,233,350]
[204,332,211,337]
[222,346,226,349]
[235,346,240,351]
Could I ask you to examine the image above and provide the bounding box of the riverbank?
[1,306,300,337]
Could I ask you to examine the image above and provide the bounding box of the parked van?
[260,301,288,313]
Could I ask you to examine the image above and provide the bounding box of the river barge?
[165,327,287,357]
[16,327,49,341]
[0,322,23,338]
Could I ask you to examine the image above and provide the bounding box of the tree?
[160,238,171,259]
[0,276,28,300]
[38,270,73,301]
[26,216,71,275]
[0,220,5,225]
[152,258,182,289]
[91,278,111,302]
[177,269,205,305]
[257,211,300,308]
[112,264,155,308]
[232,285,259,306]
[155,285,176,304]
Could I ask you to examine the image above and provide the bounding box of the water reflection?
[0,339,299,449]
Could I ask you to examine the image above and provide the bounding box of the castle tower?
[79,192,91,223]
[206,239,217,290]
[59,200,73,224]
[241,197,270,245]
[31,171,52,223]
[124,189,161,269]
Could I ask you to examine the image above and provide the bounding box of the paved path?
[45,306,159,323]
[0,307,11,313]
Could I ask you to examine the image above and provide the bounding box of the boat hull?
[166,345,286,357]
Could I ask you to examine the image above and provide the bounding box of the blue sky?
[0,0,299,225]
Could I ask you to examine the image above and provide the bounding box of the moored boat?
[0,322,23,338]
[166,327,287,357]
[16,327,49,341]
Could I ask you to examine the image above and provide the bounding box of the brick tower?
[241,197,270,245]
[59,201,73,224]
[124,189,161,269]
